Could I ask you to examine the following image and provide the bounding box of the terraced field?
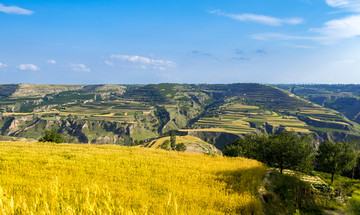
[1,83,360,144]
[191,103,310,135]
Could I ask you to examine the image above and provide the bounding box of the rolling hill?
[1,83,360,148]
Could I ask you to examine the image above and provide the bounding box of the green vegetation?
[1,83,360,146]
[224,132,315,174]
[262,170,342,215]
[317,141,357,183]
[38,129,63,143]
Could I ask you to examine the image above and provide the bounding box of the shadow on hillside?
[215,166,265,214]
[216,166,265,195]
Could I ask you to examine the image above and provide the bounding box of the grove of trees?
[223,132,357,182]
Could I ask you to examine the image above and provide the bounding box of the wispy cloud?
[17,64,40,71]
[283,44,316,49]
[251,33,312,41]
[110,55,176,70]
[0,3,33,15]
[326,0,360,12]
[47,59,56,64]
[250,1,360,44]
[255,49,269,55]
[311,14,360,43]
[235,49,245,55]
[0,62,7,68]
[233,57,250,61]
[104,60,114,66]
[191,50,214,57]
[209,10,304,26]
[70,64,90,72]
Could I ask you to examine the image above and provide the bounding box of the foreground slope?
[0,141,266,214]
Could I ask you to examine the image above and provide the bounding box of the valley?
[1,83,360,148]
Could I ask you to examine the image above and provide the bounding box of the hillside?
[144,135,222,155]
[276,84,360,124]
[0,141,266,214]
[0,83,360,147]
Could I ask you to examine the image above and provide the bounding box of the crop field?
[299,108,347,122]
[1,100,152,123]
[0,141,265,214]
[193,103,310,134]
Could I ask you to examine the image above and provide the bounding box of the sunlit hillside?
[144,135,223,155]
[0,141,266,214]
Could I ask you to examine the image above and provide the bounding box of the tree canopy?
[223,132,315,174]
[38,129,63,143]
[317,141,357,183]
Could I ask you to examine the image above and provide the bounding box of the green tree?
[223,132,315,174]
[175,143,187,152]
[160,139,171,150]
[317,141,357,183]
[267,132,315,174]
[39,129,63,143]
[170,131,177,150]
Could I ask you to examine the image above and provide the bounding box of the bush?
[160,139,171,150]
[39,129,63,143]
[175,143,187,152]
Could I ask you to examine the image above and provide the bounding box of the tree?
[223,132,315,174]
[267,132,315,174]
[175,143,187,152]
[39,129,63,143]
[160,139,171,150]
[170,131,177,150]
[317,141,357,183]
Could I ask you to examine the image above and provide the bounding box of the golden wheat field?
[0,141,266,214]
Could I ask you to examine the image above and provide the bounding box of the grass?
[0,141,266,214]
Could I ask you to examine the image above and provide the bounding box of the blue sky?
[1,0,360,84]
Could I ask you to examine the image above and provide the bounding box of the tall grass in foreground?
[0,141,266,214]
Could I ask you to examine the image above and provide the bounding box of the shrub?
[38,129,63,143]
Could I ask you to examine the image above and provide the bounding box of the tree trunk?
[331,172,335,184]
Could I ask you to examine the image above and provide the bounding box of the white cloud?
[251,33,312,41]
[70,64,90,72]
[209,10,304,26]
[0,3,33,15]
[252,14,360,44]
[311,14,360,43]
[284,44,316,49]
[0,62,7,68]
[47,59,56,64]
[326,0,360,11]
[110,55,176,70]
[17,64,40,71]
[104,60,114,66]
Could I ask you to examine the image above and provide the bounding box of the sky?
[1,0,360,84]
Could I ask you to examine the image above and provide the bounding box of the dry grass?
[0,141,266,214]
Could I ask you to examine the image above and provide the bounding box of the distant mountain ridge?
[1,83,360,148]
